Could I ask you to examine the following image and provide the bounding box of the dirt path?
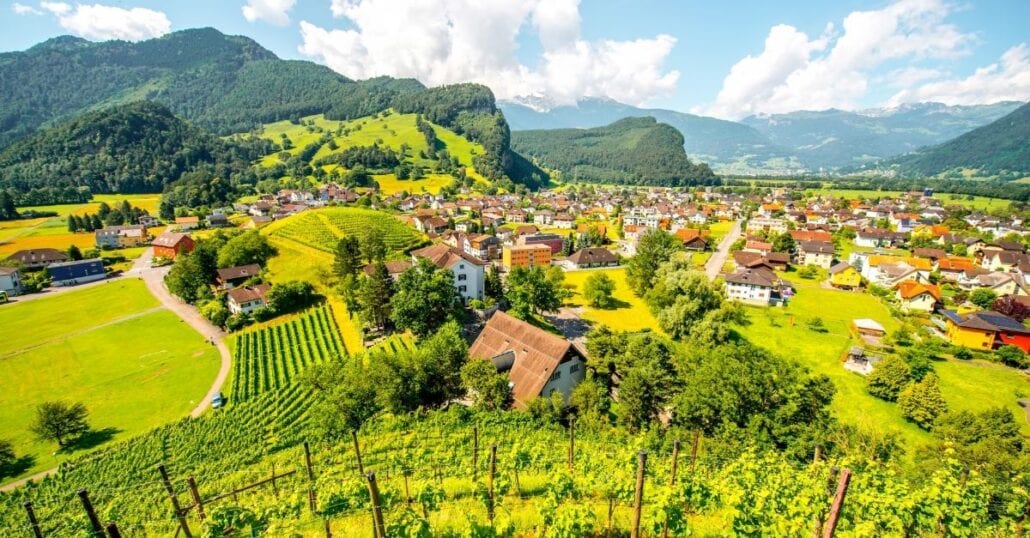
[705,220,742,281]
[135,249,231,418]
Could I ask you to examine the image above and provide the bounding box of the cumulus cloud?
[38,2,170,41]
[300,0,678,108]
[696,0,977,119]
[12,2,43,15]
[241,0,296,26]
[885,44,1030,106]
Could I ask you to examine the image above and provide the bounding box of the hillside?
[510,117,717,186]
[0,101,269,206]
[501,99,1020,173]
[0,29,544,189]
[874,102,1030,179]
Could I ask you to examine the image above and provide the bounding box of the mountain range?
[500,98,1024,175]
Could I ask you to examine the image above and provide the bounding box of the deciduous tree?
[626,229,682,297]
[582,272,616,308]
[30,401,90,448]
[898,373,947,429]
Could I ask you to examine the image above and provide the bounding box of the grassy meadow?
[562,267,664,334]
[0,280,220,482]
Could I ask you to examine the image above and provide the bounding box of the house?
[725,267,783,306]
[967,272,1025,297]
[675,229,709,251]
[466,234,501,260]
[361,260,412,281]
[744,240,773,255]
[206,213,230,228]
[414,215,449,235]
[503,244,552,270]
[227,284,271,315]
[48,259,105,287]
[790,230,832,243]
[829,262,861,289]
[798,241,835,269]
[517,234,564,255]
[552,214,575,229]
[943,310,1030,353]
[95,225,147,249]
[896,281,941,313]
[468,311,586,408]
[562,248,618,270]
[215,264,262,290]
[843,346,882,375]
[913,248,948,262]
[733,251,789,272]
[747,217,788,235]
[411,244,485,302]
[855,228,899,248]
[174,216,200,231]
[152,233,195,260]
[0,267,22,297]
[5,249,67,270]
[937,258,977,282]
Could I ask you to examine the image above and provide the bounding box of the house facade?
[227,284,271,315]
[502,244,552,270]
[829,262,861,289]
[152,233,195,260]
[411,244,485,302]
[0,267,22,296]
[943,310,1030,353]
[48,259,105,287]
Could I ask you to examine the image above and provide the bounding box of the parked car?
[211,392,226,409]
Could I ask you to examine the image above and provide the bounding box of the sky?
[2,0,1028,119]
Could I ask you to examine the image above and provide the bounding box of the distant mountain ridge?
[510,116,716,186]
[499,98,1021,174]
[874,102,1030,179]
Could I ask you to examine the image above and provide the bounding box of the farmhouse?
[216,264,262,290]
[562,247,618,270]
[0,267,22,297]
[411,244,485,302]
[6,248,67,269]
[227,284,271,315]
[48,259,105,287]
[469,311,586,408]
[152,232,195,260]
[943,310,1030,353]
[502,244,552,270]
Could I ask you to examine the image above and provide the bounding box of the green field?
[562,267,665,333]
[264,206,425,254]
[251,111,489,187]
[0,280,220,482]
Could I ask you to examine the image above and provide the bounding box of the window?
[457,273,467,281]
[458,285,467,293]
[570,363,580,373]
[549,370,562,381]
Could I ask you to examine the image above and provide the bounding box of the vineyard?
[229,306,348,403]
[267,208,425,255]
[0,401,1020,537]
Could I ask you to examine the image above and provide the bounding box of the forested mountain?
[510,117,717,186]
[0,102,271,211]
[874,102,1030,179]
[0,29,542,189]
[501,98,1019,174]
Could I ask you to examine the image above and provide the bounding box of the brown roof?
[217,264,261,282]
[227,284,271,305]
[6,248,67,264]
[469,311,578,408]
[152,232,191,248]
[567,247,618,266]
[897,281,941,301]
[0,266,18,276]
[799,241,835,254]
[362,260,412,276]
[790,230,832,242]
[725,267,777,288]
[411,243,486,268]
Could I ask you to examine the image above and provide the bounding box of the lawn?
[0,282,220,482]
[374,172,456,196]
[562,267,664,333]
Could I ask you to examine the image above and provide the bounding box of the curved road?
[1,249,231,492]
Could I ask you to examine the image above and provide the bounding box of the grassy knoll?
[265,206,424,254]
[373,172,456,196]
[0,282,219,481]
[562,267,664,333]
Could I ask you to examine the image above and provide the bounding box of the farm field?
[0,280,220,482]
[264,206,425,255]
[562,267,664,333]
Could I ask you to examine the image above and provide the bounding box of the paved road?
[705,220,742,281]
[136,249,231,418]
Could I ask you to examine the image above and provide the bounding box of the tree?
[0,191,18,220]
[305,360,380,437]
[30,401,90,448]
[582,272,616,308]
[216,231,276,268]
[266,281,317,314]
[991,296,1030,322]
[969,288,998,310]
[333,236,363,279]
[66,244,83,261]
[357,262,393,330]
[644,256,742,342]
[866,355,913,401]
[390,258,461,337]
[626,229,682,297]
[772,232,796,253]
[360,227,388,264]
[67,215,79,232]
[568,374,610,425]
[0,439,15,475]
[484,264,503,300]
[505,266,564,319]
[898,373,947,429]
[461,359,512,410]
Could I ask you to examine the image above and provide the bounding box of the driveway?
[705,220,742,281]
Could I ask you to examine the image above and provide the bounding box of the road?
[705,220,742,281]
[0,250,231,492]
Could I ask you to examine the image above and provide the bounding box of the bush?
[806,317,827,333]
[225,313,252,332]
[996,345,1029,369]
[953,347,973,360]
[797,265,819,279]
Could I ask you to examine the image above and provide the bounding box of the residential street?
[705,220,742,281]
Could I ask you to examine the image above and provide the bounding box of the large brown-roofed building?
[469,311,586,408]
[411,243,485,302]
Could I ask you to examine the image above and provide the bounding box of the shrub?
[996,345,1029,369]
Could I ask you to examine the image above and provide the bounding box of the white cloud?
[696,0,976,119]
[241,0,296,26]
[12,2,43,15]
[37,3,170,41]
[886,44,1030,106]
[301,0,678,108]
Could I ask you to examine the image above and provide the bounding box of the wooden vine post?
[488,443,498,523]
[304,441,318,512]
[568,419,575,471]
[472,426,479,481]
[689,430,701,474]
[821,468,852,538]
[631,451,647,538]
[352,430,365,475]
[24,502,43,538]
[158,464,193,538]
[188,476,206,520]
[105,522,123,538]
[77,489,103,538]
[669,439,681,486]
[366,472,386,538]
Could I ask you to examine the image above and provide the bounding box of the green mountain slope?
[510,117,717,185]
[0,101,269,197]
[875,102,1030,179]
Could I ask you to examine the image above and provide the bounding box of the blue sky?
[2,0,1028,118]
